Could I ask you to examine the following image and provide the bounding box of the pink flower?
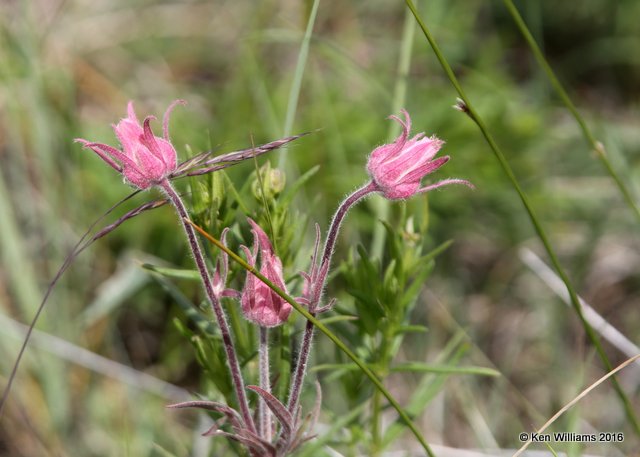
[76,100,184,189]
[367,109,472,199]
[241,219,292,327]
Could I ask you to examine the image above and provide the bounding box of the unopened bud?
[252,162,286,201]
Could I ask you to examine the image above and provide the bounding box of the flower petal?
[366,110,470,199]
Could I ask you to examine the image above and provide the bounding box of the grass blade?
[405,0,640,435]
[501,0,640,224]
[520,248,640,364]
[278,0,321,170]
[513,354,640,457]
[0,313,189,402]
[0,190,142,418]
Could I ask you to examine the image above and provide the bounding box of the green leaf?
[356,244,378,276]
[390,362,500,377]
[421,239,454,263]
[140,263,200,281]
[382,220,403,270]
[171,317,192,339]
[398,262,433,310]
[381,331,468,448]
[148,271,217,336]
[221,169,250,214]
[297,401,368,456]
[318,315,358,325]
[311,362,366,372]
[279,164,320,208]
[393,325,428,335]
[152,443,180,457]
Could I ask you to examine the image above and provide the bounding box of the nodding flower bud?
[76,100,184,189]
[366,109,473,200]
[240,219,292,327]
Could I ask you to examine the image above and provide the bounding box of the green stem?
[501,0,640,224]
[185,218,436,457]
[371,388,382,455]
[372,317,394,455]
[405,0,640,435]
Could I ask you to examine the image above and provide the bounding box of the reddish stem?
[287,181,377,414]
[160,180,256,434]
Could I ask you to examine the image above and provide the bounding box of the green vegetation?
[1,0,639,455]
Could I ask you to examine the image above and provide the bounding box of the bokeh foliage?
[1,0,639,455]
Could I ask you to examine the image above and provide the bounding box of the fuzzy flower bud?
[76,100,184,189]
[367,109,472,199]
[241,219,292,327]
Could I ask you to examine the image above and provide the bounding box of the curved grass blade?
[405,0,640,435]
[513,354,640,457]
[501,0,640,224]
[0,189,142,417]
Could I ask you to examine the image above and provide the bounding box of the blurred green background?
[1,0,639,455]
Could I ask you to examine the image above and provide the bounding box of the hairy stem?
[185,219,435,457]
[317,181,377,301]
[287,181,377,416]
[160,180,255,433]
[286,319,315,415]
[187,219,436,456]
[258,326,272,440]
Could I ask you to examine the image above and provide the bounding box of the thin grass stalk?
[520,247,640,361]
[501,0,640,224]
[514,354,640,457]
[0,313,190,402]
[0,190,143,418]
[185,218,436,457]
[160,181,256,434]
[404,0,640,435]
[278,0,320,170]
